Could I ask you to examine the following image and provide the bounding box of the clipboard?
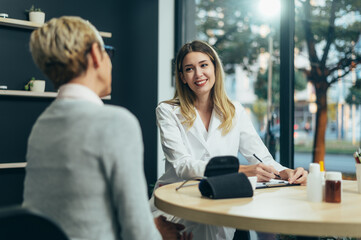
[256,179,301,189]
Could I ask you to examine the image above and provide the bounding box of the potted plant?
[26,5,45,24]
[25,77,46,92]
[24,77,35,91]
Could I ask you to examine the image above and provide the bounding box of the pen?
[253,153,282,179]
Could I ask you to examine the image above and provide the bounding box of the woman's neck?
[195,95,213,113]
[195,95,213,131]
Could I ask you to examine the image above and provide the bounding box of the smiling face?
[180,51,215,100]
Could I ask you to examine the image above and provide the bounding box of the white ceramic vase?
[29,12,45,24]
[30,80,46,92]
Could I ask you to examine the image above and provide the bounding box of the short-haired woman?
[23,16,191,240]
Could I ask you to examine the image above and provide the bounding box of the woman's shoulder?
[156,101,184,123]
[157,101,180,112]
[101,105,139,127]
[157,101,172,108]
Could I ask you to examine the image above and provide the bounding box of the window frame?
[175,0,295,168]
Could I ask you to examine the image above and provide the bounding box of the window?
[179,0,361,175]
[180,0,282,163]
[294,0,361,178]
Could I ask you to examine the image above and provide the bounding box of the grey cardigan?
[23,99,161,240]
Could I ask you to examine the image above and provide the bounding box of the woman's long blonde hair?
[164,40,235,135]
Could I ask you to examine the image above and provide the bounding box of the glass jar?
[325,171,342,203]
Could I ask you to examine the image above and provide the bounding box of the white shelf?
[0,90,57,98]
[0,18,112,100]
[0,162,27,169]
[0,17,112,38]
[0,90,111,100]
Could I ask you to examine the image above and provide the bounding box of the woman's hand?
[239,164,280,182]
[280,167,308,185]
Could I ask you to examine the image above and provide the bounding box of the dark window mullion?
[279,0,295,168]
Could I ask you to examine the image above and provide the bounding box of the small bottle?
[307,163,322,202]
[325,172,342,203]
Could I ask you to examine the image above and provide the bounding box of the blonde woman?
[23,16,191,240]
[152,40,307,240]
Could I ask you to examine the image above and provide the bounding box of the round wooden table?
[154,180,361,237]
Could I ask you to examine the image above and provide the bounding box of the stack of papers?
[256,179,298,189]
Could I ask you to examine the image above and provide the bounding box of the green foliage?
[24,77,35,91]
[328,103,337,122]
[254,64,307,105]
[195,0,308,101]
[252,99,267,122]
[346,79,361,105]
[254,64,280,105]
[295,69,307,90]
[293,0,361,162]
[195,0,280,72]
[194,0,361,149]
[26,5,43,12]
[295,0,361,77]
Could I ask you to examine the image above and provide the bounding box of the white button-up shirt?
[156,101,286,185]
[57,83,104,106]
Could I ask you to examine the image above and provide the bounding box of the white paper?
[256,179,290,188]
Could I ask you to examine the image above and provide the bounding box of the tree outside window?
[191,0,361,170]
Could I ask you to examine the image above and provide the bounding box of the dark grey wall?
[0,0,159,204]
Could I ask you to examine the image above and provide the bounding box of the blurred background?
[179,0,361,178]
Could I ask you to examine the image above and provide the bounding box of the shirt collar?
[57,83,104,106]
